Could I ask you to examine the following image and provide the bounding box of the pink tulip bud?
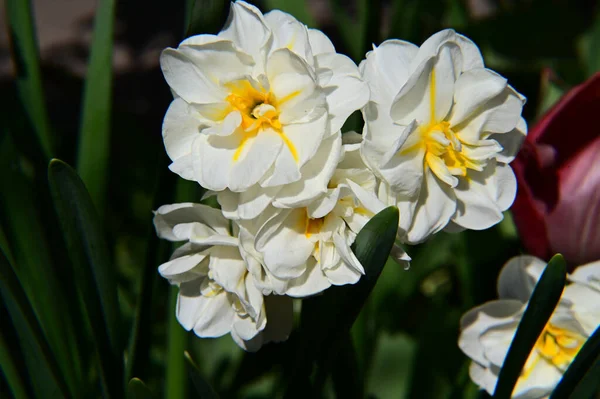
[511,72,600,265]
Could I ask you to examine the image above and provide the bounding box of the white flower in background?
[236,138,409,297]
[360,29,527,243]
[161,1,368,219]
[153,202,293,351]
[458,255,600,398]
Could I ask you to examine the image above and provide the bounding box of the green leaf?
[286,206,399,395]
[76,0,116,214]
[127,378,153,399]
[185,0,227,37]
[549,326,600,398]
[5,0,53,158]
[568,353,600,399]
[185,351,220,399]
[0,135,82,396]
[263,0,315,26]
[166,286,188,399]
[0,323,29,398]
[493,254,567,399]
[330,0,381,62]
[0,248,69,397]
[48,159,123,397]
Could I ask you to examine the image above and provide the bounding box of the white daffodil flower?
[153,202,293,351]
[236,140,410,297]
[360,29,527,243]
[161,1,368,219]
[459,256,600,398]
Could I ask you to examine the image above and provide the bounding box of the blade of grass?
[48,159,123,397]
[5,0,53,158]
[0,135,82,396]
[0,324,29,398]
[185,351,219,398]
[493,254,567,399]
[166,285,188,399]
[76,0,116,215]
[0,248,69,397]
[549,326,600,398]
[127,378,153,399]
[263,0,315,26]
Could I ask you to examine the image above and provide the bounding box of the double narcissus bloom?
[360,30,527,243]
[459,256,600,398]
[154,203,293,351]
[161,1,368,219]
[156,1,526,351]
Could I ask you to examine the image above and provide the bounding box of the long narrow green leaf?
[48,159,123,397]
[127,378,153,399]
[76,0,116,214]
[5,0,53,158]
[286,206,399,395]
[185,0,227,37]
[166,286,188,399]
[0,248,69,397]
[0,135,82,396]
[263,0,315,26]
[0,324,29,398]
[568,354,600,398]
[549,326,600,398]
[493,254,567,399]
[185,351,219,399]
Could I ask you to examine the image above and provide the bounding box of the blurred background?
[0,0,599,397]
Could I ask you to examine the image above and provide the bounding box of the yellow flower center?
[223,80,299,163]
[518,322,585,386]
[401,69,485,184]
[305,215,324,239]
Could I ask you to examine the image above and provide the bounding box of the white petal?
[491,117,528,164]
[202,110,242,136]
[195,134,236,191]
[159,253,208,284]
[255,208,314,278]
[450,68,507,126]
[285,257,331,297]
[267,49,325,124]
[153,202,230,239]
[162,98,202,162]
[404,169,457,243]
[208,246,247,295]
[456,86,525,143]
[265,10,313,64]
[569,260,600,291]
[229,129,283,191]
[360,39,419,104]
[177,40,254,85]
[317,52,369,132]
[512,357,561,399]
[274,133,342,208]
[333,231,364,275]
[495,163,517,212]
[308,28,335,55]
[468,362,498,396]
[160,48,225,104]
[191,292,237,337]
[496,255,547,301]
[219,1,271,62]
[218,185,282,220]
[479,323,519,367]
[278,110,328,168]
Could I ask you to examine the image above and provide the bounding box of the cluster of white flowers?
[459,256,600,398]
[155,1,526,350]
